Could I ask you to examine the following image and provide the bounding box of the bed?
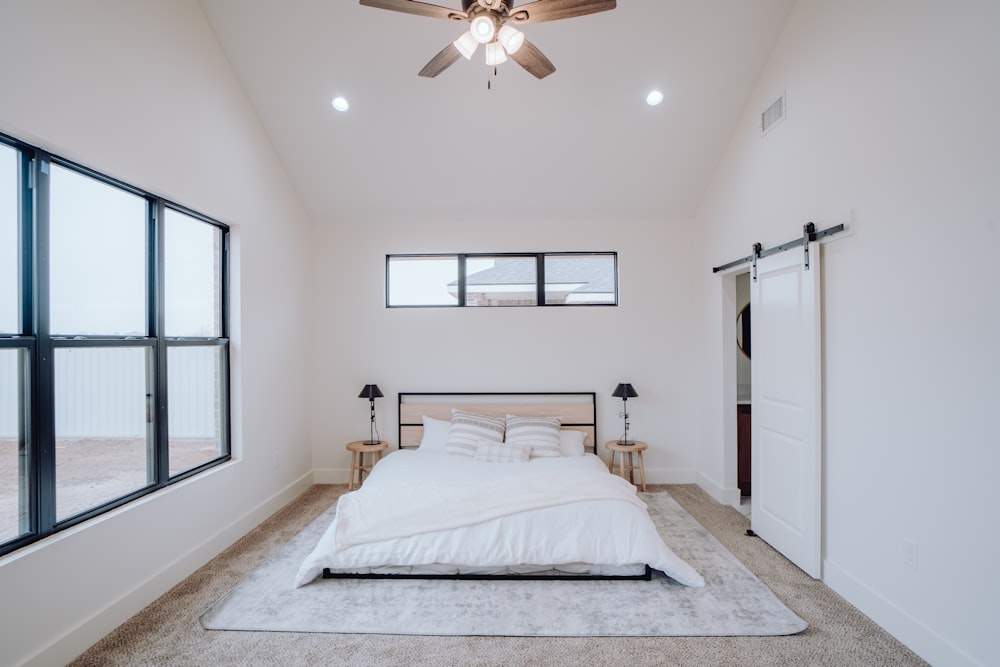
[293,392,704,588]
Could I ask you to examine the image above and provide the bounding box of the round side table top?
[604,440,648,453]
[346,440,389,453]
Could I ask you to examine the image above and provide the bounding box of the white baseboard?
[696,472,742,508]
[642,467,698,485]
[823,559,980,667]
[24,471,314,667]
[313,468,348,485]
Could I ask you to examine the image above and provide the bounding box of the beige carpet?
[69,484,928,666]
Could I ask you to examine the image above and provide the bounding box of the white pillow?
[474,441,532,463]
[444,409,506,458]
[418,416,451,452]
[559,429,587,457]
[505,415,562,459]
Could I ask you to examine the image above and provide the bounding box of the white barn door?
[750,242,822,578]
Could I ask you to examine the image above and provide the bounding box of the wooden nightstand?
[605,440,648,492]
[346,440,388,490]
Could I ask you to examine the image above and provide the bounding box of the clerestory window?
[386,252,618,308]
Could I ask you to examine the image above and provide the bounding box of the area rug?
[200,492,807,637]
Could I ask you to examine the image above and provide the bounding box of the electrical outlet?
[902,539,918,569]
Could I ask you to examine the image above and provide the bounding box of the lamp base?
[617,439,636,446]
[362,440,381,446]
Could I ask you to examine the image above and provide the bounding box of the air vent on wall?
[761,93,786,136]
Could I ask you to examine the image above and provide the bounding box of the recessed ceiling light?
[646,90,664,106]
[331,97,349,112]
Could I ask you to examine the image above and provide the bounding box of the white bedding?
[294,450,704,587]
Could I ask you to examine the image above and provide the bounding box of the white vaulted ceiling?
[198,0,794,224]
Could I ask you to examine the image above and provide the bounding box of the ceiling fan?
[359,0,617,79]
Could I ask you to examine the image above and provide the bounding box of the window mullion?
[152,199,169,486]
[536,254,545,306]
[457,255,467,307]
[31,153,56,534]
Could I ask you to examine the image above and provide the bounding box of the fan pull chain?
[487,66,497,91]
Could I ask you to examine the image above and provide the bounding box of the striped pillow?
[474,441,532,463]
[444,409,506,458]
[505,414,563,458]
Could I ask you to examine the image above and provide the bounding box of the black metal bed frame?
[322,565,652,581]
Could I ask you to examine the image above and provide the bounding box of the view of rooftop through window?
[387,253,617,307]
[461,256,538,306]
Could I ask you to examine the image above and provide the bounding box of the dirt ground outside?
[0,438,219,544]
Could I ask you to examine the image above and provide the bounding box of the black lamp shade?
[611,383,637,399]
[358,384,384,399]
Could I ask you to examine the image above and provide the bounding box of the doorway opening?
[718,268,746,512]
[735,271,752,514]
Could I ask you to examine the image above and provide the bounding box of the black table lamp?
[358,384,384,444]
[611,382,638,445]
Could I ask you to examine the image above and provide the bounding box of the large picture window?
[0,132,230,557]
[386,252,618,308]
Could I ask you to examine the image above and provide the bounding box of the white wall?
[0,2,315,665]
[695,1,1000,665]
[312,218,704,484]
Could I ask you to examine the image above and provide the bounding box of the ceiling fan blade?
[508,0,616,24]
[509,39,556,79]
[418,43,463,77]
[360,0,467,21]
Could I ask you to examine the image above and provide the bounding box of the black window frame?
[0,131,231,558]
[385,252,619,308]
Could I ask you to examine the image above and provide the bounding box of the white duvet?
[294,450,704,587]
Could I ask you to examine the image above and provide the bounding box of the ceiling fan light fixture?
[469,15,496,44]
[497,25,524,54]
[453,31,479,59]
[361,0,618,80]
[485,41,507,66]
